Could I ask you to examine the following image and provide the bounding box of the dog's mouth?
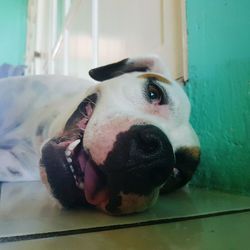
[40,93,108,208]
[62,138,109,206]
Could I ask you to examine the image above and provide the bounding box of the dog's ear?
[89,56,171,81]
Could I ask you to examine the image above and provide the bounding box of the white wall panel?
[26,0,186,80]
[97,0,185,79]
[63,0,93,78]
[162,0,185,80]
[98,0,162,65]
[53,38,64,75]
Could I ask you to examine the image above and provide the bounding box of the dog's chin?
[98,188,161,215]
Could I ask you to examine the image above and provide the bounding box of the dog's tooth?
[65,139,81,157]
[77,182,84,190]
[68,139,81,151]
[173,168,179,177]
[66,157,72,163]
[69,165,74,173]
[65,150,71,157]
[69,165,78,181]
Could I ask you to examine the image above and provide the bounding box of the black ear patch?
[160,146,201,194]
[89,58,149,81]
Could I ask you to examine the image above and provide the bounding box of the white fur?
[0,75,93,181]
[0,57,199,182]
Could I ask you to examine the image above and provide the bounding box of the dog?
[0,56,200,215]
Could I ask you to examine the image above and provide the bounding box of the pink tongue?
[84,161,109,206]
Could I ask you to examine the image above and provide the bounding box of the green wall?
[186,0,250,194]
[0,0,28,65]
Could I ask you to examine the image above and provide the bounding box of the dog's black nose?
[103,125,175,195]
[134,125,167,159]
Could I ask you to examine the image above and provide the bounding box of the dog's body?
[0,56,200,215]
[0,75,93,181]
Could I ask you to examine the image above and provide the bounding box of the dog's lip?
[41,93,111,208]
[62,95,110,207]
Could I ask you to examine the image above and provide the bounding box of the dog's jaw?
[40,93,110,208]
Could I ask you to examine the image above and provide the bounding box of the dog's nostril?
[137,127,162,156]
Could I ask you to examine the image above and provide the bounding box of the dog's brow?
[138,73,171,84]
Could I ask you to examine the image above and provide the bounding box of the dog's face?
[40,57,200,215]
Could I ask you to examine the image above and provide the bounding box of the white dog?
[0,56,200,215]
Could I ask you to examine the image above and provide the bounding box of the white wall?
[26,0,187,81]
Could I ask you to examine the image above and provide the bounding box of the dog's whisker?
[77,182,84,190]
[79,110,89,118]
[66,157,72,163]
[85,98,96,106]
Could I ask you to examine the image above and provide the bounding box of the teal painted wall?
[186,0,250,194]
[0,0,28,65]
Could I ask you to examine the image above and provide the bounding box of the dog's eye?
[146,82,164,105]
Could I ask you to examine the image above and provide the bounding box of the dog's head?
[40,56,200,215]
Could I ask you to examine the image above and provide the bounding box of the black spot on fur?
[7,167,21,176]
[102,125,175,197]
[105,195,122,214]
[89,58,148,81]
[36,124,44,136]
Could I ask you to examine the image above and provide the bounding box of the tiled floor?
[0,182,250,249]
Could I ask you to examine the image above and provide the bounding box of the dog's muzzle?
[40,95,175,214]
[101,124,175,214]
